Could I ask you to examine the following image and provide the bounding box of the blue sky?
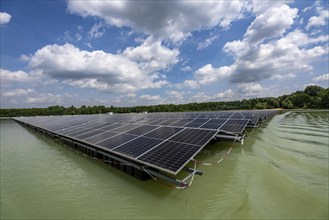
[1,0,328,108]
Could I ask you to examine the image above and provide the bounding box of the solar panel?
[169,128,217,146]
[111,124,141,133]
[95,133,137,150]
[59,122,106,136]
[184,118,209,128]
[113,136,163,158]
[137,141,202,174]
[144,126,183,140]
[147,118,169,125]
[200,118,228,129]
[13,110,277,176]
[65,127,96,137]
[83,131,118,144]
[69,123,120,139]
[125,125,158,136]
[72,129,101,139]
[219,119,249,134]
[170,119,193,127]
[158,118,180,125]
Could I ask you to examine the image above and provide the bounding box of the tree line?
[1,85,328,117]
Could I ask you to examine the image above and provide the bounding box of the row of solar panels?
[17,110,276,133]
[13,110,277,175]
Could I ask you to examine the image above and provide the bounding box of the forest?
[1,85,328,117]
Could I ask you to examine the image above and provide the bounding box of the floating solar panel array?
[13,110,277,175]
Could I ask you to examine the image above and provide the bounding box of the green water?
[1,111,328,219]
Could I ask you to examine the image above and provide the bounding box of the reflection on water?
[1,111,328,219]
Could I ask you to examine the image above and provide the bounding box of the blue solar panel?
[138,141,201,174]
[111,124,141,133]
[13,110,277,175]
[125,125,158,136]
[219,119,249,134]
[144,126,183,140]
[169,128,217,146]
[83,131,118,144]
[200,118,227,130]
[113,137,163,158]
[96,133,137,150]
[170,119,193,127]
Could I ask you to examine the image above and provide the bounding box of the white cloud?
[177,4,327,87]
[180,66,192,72]
[302,1,320,13]
[140,94,161,101]
[25,43,172,93]
[194,64,232,85]
[0,12,11,24]
[197,35,219,50]
[244,4,298,44]
[26,93,62,104]
[166,90,184,102]
[306,6,329,29]
[190,92,212,103]
[67,1,247,41]
[238,83,264,97]
[123,36,179,74]
[89,22,106,38]
[84,42,92,48]
[177,80,200,89]
[270,73,296,80]
[213,89,234,100]
[189,89,234,103]
[126,93,136,98]
[0,69,43,84]
[228,29,328,83]
[1,69,31,82]
[223,40,247,58]
[312,73,329,83]
[3,89,35,97]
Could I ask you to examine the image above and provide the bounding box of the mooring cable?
[193,137,237,166]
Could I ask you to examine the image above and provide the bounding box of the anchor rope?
[194,137,237,166]
[142,159,198,190]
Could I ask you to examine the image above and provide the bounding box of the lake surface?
[1,111,328,219]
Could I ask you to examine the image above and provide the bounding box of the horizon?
[1,0,328,108]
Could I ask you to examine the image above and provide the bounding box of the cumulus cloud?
[306,6,329,29]
[190,92,212,103]
[166,90,184,103]
[3,88,35,97]
[270,73,296,80]
[24,42,175,93]
[26,93,62,104]
[244,4,298,44]
[1,69,31,82]
[123,36,179,74]
[213,89,234,100]
[67,0,247,41]
[237,83,264,97]
[0,69,43,84]
[195,64,232,85]
[140,94,161,102]
[176,80,200,89]
[175,3,327,88]
[189,89,234,102]
[0,12,11,24]
[312,73,329,83]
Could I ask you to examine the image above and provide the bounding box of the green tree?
[304,85,324,97]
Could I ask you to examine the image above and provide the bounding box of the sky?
[0,0,328,108]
